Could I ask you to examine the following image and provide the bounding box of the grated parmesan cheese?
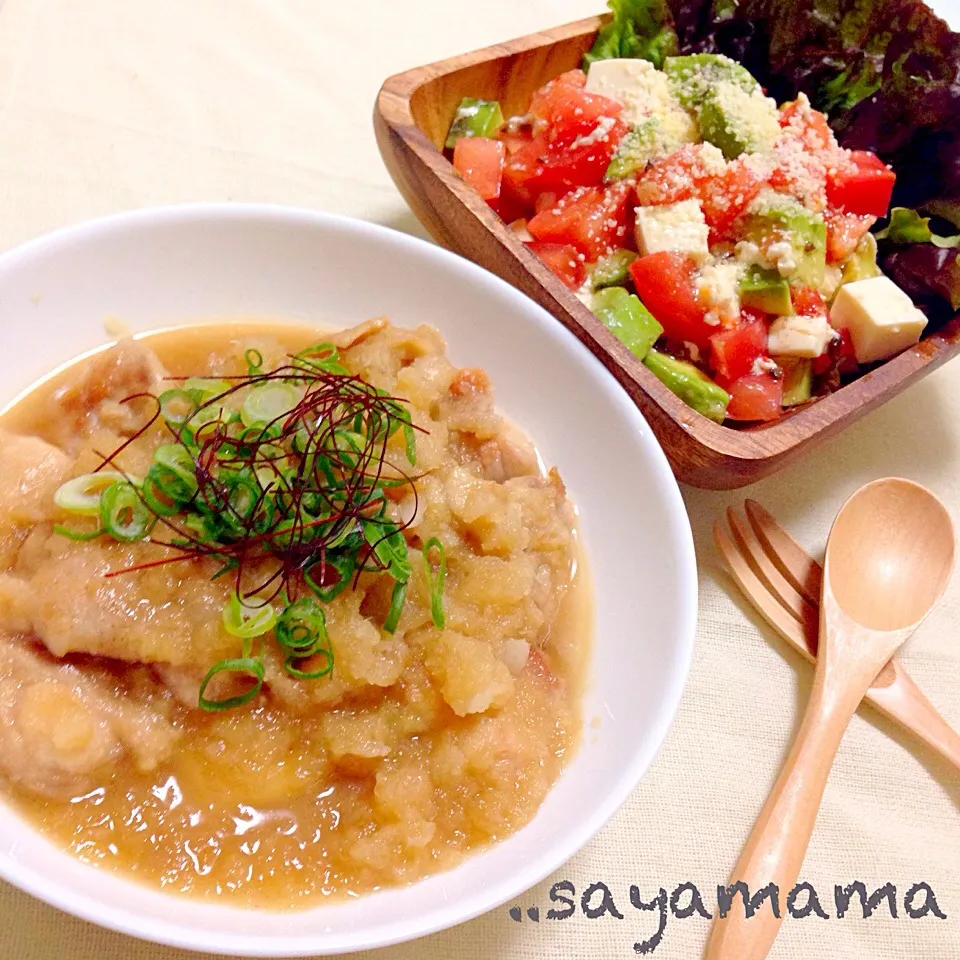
[696,260,743,326]
[570,115,618,149]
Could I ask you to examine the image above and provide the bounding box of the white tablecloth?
[0,1,957,958]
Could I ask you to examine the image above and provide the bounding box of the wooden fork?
[715,499,960,773]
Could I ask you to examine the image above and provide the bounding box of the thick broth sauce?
[0,322,590,906]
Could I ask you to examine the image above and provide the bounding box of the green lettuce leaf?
[584,0,679,70]
[876,207,960,248]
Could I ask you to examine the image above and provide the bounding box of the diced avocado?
[663,54,759,109]
[743,193,827,288]
[698,82,781,159]
[591,249,638,290]
[779,358,812,406]
[739,266,794,315]
[592,287,663,361]
[840,233,882,286]
[643,349,730,423]
[444,98,504,148]
[605,120,660,180]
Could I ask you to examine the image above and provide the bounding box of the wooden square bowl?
[374,14,960,489]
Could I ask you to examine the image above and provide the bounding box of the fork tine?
[744,499,822,606]
[726,508,813,625]
[714,521,815,664]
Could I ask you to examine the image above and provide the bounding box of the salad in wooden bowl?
[376,0,960,487]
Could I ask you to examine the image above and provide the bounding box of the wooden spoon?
[706,478,955,960]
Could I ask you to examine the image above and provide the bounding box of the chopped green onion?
[180,511,223,542]
[304,552,355,602]
[423,537,446,629]
[54,522,105,542]
[362,518,412,582]
[241,383,302,428]
[284,649,334,680]
[142,445,198,516]
[403,421,417,466]
[294,343,347,375]
[100,482,154,543]
[326,519,358,551]
[158,389,197,427]
[245,348,264,375]
[184,378,231,403]
[221,593,277,639]
[383,579,407,634]
[54,472,129,516]
[155,445,198,495]
[327,429,366,470]
[63,337,430,711]
[198,656,265,711]
[187,402,236,432]
[276,597,328,655]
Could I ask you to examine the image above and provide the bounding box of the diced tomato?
[812,326,858,381]
[500,130,534,156]
[825,210,876,262]
[630,252,714,350]
[792,286,827,317]
[502,119,628,202]
[826,151,896,217]
[453,137,505,201]
[501,135,547,207]
[726,372,784,421]
[778,99,834,151]
[488,189,529,224]
[534,191,559,214]
[837,327,858,373]
[527,241,585,290]
[769,99,843,212]
[768,152,828,211]
[528,183,632,260]
[531,119,627,194]
[530,80,623,149]
[699,159,766,241]
[811,351,831,376]
[813,326,858,376]
[529,71,588,124]
[709,316,768,382]
[637,149,765,240]
[635,144,713,206]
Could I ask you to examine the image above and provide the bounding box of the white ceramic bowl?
[0,205,697,956]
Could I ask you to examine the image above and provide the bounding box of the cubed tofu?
[635,200,710,264]
[767,311,837,359]
[829,275,928,364]
[586,58,698,143]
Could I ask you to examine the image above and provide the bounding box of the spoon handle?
[704,664,872,960]
[868,658,960,771]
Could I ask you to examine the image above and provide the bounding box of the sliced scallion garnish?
[99,482,154,543]
[63,340,425,711]
[158,388,197,427]
[423,537,447,629]
[54,471,129,516]
[240,383,301,429]
[198,656,265,712]
[221,593,277,639]
[184,377,231,403]
[383,579,407,634]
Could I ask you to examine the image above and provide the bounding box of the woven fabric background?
[0,1,958,957]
